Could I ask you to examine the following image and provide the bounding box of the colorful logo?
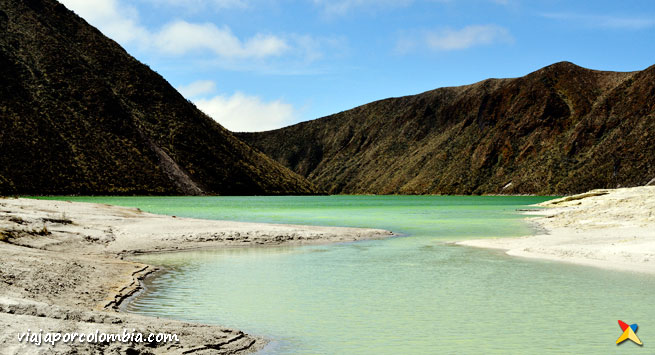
[616,320,642,346]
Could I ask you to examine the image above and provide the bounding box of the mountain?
[239,62,655,195]
[0,0,316,195]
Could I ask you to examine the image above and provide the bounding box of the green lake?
[43,196,655,354]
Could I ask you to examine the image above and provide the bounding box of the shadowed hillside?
[0,0,316,195]
[239,62,655,195]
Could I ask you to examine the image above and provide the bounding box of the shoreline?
[0,197,393,354]
[4,188,653,352]
[459,186,655,274]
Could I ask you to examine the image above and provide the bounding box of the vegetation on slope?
[240,62,655,195]
[0,0,316,195]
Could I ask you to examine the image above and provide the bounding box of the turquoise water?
[42,196,655,353]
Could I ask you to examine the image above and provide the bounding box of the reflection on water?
[45,196,655,354]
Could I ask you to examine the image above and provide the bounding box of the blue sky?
[59,0,655,131]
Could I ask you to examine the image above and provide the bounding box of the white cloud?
[178,80,298,131]
[59,0,293,60]
[177,80,217,98]
[541,13,655,30]
[59,0,148,43]
[426,25,512,50]
[193,92,297,132]
[397,24,512,53]
[152,21,289,58]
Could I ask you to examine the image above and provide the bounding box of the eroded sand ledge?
[459,186,655,274]
[0,198,392,354]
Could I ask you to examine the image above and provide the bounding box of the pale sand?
[0,197,392,354]
[459,186,655,274]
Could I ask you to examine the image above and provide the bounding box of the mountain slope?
[0,0,316,195]
[239,62,655,195]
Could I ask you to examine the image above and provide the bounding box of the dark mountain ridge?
[239,62,655,195]
[0,0,317,195]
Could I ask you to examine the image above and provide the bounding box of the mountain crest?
[239,62,655,195]
[0,0,316,195]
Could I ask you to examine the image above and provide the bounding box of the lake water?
[46,196,655,354]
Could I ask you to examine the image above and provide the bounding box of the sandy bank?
[0,198,392,354]
[459,186,655,274]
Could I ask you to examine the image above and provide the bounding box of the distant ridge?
[0,0,317,195]
[239,62,655,195]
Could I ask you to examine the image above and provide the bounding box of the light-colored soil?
[459,186,655,274]
[0,198,392,354]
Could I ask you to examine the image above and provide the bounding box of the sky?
[58,0,655,132]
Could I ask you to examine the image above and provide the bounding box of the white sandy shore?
[0,197,392,354]
[459,186,655,274]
